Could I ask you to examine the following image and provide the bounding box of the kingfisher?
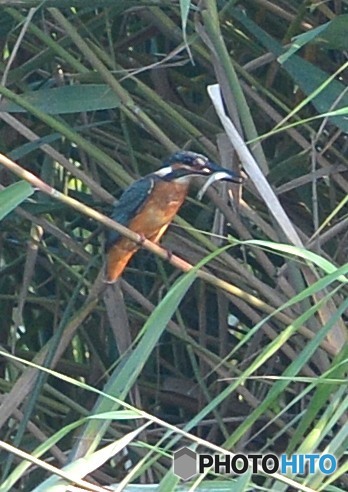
[105,150,243,283]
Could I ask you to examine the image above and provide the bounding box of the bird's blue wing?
[106,176,154,249]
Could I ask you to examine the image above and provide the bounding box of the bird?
[105,150,243,283]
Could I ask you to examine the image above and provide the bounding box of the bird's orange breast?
[128,180,189,238]
[106,180,189,282]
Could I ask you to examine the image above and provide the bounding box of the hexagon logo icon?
[173,447,197,480]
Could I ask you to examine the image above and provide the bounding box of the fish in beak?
[197,165,244,201]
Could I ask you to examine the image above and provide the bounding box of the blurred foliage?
[0,1,347,491]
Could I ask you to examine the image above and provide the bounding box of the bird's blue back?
[106,176,156,249]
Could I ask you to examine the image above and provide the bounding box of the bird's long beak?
[197,166,244,201]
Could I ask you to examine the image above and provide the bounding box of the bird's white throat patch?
[154,165,194,183]
[155,166,173,177]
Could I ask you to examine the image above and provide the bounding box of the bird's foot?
[137,233,146,246]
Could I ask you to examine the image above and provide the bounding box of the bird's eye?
[194,157,206,167]
[194,157,210,172]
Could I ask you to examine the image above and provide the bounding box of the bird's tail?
[105,243,138,283]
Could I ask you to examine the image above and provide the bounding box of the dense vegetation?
[0,1,347,491]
